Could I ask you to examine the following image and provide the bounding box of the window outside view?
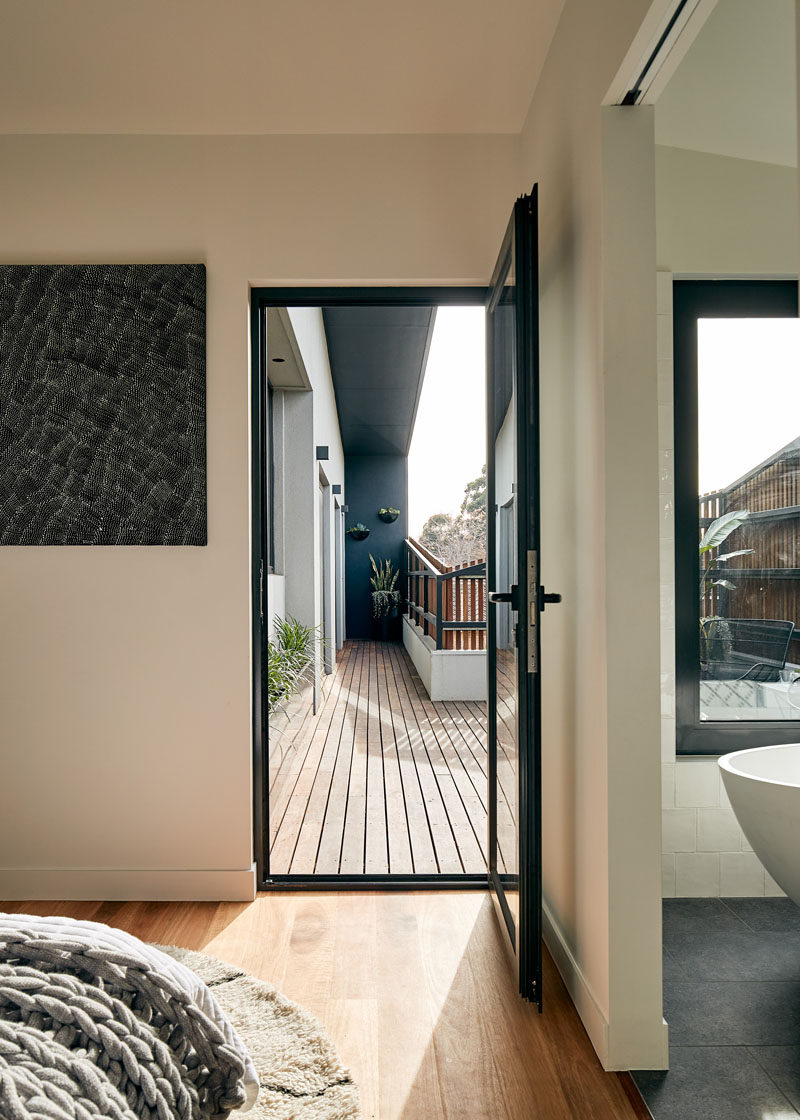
[408,306,487,565]
[698,318,800,721]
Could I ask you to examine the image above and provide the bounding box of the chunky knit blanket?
[0,915,259,1120]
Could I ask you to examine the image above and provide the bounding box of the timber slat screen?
[404,537,487,650]
[699,442,800,662]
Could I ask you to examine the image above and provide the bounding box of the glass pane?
[491,244,519,928]
[698,318,800,721]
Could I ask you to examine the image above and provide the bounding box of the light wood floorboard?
[1,894,647,1120]
[269,641,488,876]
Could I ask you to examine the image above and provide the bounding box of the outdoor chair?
[700,617,796,682]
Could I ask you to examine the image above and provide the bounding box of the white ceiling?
[656,0,797,167]
[0,0,565,135]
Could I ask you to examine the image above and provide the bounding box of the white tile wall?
[662,854,676,897]
[675,853,720,896]
[675,759,720,807]
[697,809,741,853]
[766,871,786,896]
[656,270,781,898]
[720,853,766,897]
[661,763,675,809]
[662,808,696,853]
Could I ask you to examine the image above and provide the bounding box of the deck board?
[269,640,488,876]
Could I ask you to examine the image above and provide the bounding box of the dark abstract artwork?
[0,263,206,545]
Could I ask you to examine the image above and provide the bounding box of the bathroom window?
[675,280,800,753]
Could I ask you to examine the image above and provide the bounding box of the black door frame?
[252,285,493,890]
[486,188,543,1006]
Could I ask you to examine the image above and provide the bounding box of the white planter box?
[402,616,486,701]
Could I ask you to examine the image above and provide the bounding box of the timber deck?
[269,639,513,877]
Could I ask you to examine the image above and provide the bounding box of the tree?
[419,466,486,567]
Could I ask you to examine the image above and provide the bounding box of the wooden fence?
[405,537,487,650]
[699,451,800,660]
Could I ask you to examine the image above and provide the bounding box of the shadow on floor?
[395,893,638,1120]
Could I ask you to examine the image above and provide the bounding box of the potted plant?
[347,522,370,541]
[370,554,401,640]
[698,509,753,671]
[267,615,318,730]
[378,507,400,523]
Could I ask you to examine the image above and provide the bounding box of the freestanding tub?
[719,744,800,904]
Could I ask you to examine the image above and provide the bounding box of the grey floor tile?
[663,898,747,944]
[633,1046,799,1120]
[749,1047,800,1113]
[723,897,800,932]
[664,980,800,1046]
[663,930,800,982]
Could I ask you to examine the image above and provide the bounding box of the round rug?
[155,945,361,1120]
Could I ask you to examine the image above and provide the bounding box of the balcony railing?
[404,537,486,650]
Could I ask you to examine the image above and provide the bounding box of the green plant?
[369,554,401,619]
[698,510,754,666]
[379,507,400,516]
[699,509,754,601]
[267,615,317,715]
[347,522,369,535]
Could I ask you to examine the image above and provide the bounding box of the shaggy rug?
[156,945,361,1120]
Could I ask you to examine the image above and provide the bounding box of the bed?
[0,914,258,1120]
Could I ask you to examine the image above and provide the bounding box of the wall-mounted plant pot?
[347,528,370,541]
[378,510,399,523]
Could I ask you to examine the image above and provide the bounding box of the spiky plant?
[267,616,317,714]
[369,554,401,619]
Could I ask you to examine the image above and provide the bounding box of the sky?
[407,306,486,537]
[698,319,800,494]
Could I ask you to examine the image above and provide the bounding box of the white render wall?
[275,308,345,685]
[402,617,487,701]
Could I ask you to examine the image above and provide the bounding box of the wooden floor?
[269,640,494,876]
[1,894,647,1120]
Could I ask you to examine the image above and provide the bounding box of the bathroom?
[636,1,800,1116]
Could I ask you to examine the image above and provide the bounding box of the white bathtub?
[719,744,800,904]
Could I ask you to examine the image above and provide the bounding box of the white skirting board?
[0,865,257,902]
[542,899,669,1071]
[542,900,612,1065]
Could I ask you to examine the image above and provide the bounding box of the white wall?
[267,576,285,639]
[274,308,345,684]
[0,133,518,901]
[494,397,515,507]
[519,0,667,1071]
[656,146,799,275]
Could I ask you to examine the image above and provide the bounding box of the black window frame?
[267,381,276,574]
[674,278,799,755]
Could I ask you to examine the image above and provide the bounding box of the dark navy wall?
[344,455,407,639]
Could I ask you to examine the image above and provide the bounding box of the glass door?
[486,186,557,1006]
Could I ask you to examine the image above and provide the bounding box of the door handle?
[538,587,562,610]
[489,583,518,606]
